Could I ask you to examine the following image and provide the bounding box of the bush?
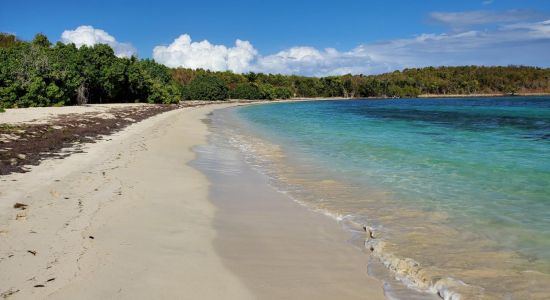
[272,86,292,99]
[258,84,292,100]
[229,83,263,99]
[185,74,228,100]
[0,107,5,113]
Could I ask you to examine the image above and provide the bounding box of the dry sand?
[0,103,385,299]
[0,104,150,125]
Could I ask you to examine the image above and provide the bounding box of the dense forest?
[1,32,550,109]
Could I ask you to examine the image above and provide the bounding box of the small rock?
[16,153,26,159]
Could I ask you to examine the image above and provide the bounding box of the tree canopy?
[0,33,181,108]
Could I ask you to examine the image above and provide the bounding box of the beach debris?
[15,212,27,220]
[33,285,45,288]
[46,278,55,282]
[13,203,28,210]
[16,153,26,160]
[89,235,95,239]
[27,250,37,256]
[362,225,377,240]
[0,288,20,298]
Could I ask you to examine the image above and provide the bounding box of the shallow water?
[214,97,550,299]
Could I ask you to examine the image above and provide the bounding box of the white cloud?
[152,18,550,76]
[356,19,550,71]
[430,10,544,30]
[152,35,377,76]
[61,25,136,58]
[253,46,376,76]
[152,34,257,73]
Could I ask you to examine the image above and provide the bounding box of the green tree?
[229,82,263,99]
[32,33,52,48]
[185,74,228,100]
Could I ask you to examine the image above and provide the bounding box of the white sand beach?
[0,104,385,299]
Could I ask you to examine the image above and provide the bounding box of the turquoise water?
[231,97,550,299]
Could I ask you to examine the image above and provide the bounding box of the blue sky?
[2,0,550,75]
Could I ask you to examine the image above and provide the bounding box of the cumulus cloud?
[152,34,257,73]
[253,47,376,76]
[61,25,136,58]
[430,9,544,30]
[152,18,550,76]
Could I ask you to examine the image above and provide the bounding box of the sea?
[206,97,550,299]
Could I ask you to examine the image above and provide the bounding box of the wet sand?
[195,135,386,299]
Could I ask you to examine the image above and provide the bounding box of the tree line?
[1,32,550,108]
[0,33,181,108]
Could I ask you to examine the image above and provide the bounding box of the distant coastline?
[417,92,550,98]
[287,92,550,101]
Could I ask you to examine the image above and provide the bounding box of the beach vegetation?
[1,31,550,107]
[0,33,22,48]
[229,83,263,99]
[183,74,228,100]
[0,33,181,108]
[173,65,550,100]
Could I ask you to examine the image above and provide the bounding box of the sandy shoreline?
[194,108,387,299]
[0,104,253,299]
[0,103,385,299]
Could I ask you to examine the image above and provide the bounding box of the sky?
[1,0,550,76]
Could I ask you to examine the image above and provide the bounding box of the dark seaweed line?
[0,105,178,175]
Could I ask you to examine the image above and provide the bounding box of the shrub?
[186,74,228,100]
[229,83,263,99]
[272,86,292,99]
